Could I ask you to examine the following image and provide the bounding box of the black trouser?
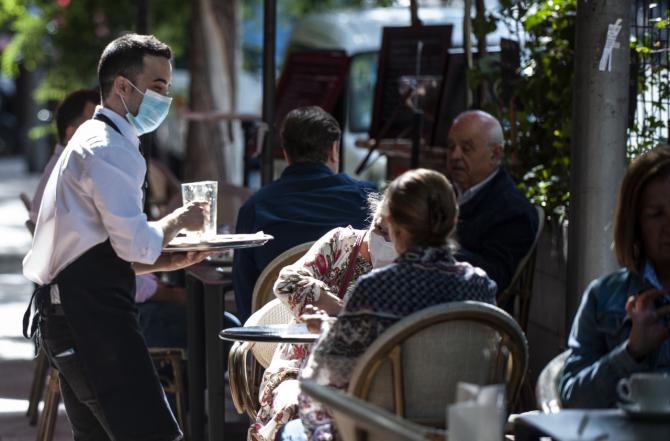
[40,314,113,441]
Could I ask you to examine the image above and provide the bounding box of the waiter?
[23,34,206,441]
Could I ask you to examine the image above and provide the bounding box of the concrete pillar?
[567,0,631,332]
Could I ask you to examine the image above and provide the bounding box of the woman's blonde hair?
[380,168,458,247]
[614,145,670,272]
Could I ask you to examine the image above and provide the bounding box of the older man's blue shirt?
[233,162,376,321]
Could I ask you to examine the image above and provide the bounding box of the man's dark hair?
[97,33,171,100]
[280,106,341,163]
[55,88,100,145]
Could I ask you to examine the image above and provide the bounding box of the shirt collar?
[397,245,455,264]
[280,161,334,178]
[456,167,499,206]
[643,261,664,290]
[95,106,140,149]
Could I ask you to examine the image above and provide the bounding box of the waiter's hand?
[177,201,208,231]
[157,201,208,247]
[134,250,220,274]
[164,250,216,271]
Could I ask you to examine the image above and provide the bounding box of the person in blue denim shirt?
[560,146,670,408]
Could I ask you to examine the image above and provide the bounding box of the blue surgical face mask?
[119,79,172,135]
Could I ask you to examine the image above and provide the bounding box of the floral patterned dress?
[249,227,372,441]
[298,246,498,440]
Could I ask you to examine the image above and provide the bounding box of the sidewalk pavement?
[0,156,73,441]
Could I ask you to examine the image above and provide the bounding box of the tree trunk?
[184,0,242,184]
[474,0,490,106]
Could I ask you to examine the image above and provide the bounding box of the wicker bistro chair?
[347,301,528,431]
[497,206,545,332]
[228,241,314,418]
[301,379,446,441]
[20,192,32,212]
[535,350,570,414]
[228,299,294,417]
[22,217,44,426]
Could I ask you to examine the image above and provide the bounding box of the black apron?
[30,113,180,441]
[55,240,180,441]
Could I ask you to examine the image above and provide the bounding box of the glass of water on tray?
[181,180,217,241]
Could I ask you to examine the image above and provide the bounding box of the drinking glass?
[181,180,218,240]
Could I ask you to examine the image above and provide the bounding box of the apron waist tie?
[22,284,56,340]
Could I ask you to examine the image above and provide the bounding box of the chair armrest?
[228,340,257,417]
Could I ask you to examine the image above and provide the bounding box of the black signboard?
[275,50,351,130]
[368,25,453,142]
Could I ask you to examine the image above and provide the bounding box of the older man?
[446,110,539,292]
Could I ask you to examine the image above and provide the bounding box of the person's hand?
[625,289,670,361]
[314,291,344,316]
[300,305,329,333]
[166,250,218,271]
[177,201,208,232]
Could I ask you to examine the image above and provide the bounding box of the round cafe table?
[219,324,321,344]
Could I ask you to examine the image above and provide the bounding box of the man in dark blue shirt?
[233,106,376,321]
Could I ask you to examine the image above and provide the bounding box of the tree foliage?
[471,0,576,221]
[0,0,190,103]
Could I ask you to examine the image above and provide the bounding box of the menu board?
[272,50,350,158]
[275,50,351,129]
[431,39,521,147]
[368,25,453,142]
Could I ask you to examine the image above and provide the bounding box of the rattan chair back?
[348,301,528,429]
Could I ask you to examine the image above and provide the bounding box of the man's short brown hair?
[55,88,99,145]
[613,145,670,272]
[97,34,171,100]
[280,106,341,164]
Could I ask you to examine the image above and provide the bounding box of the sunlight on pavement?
[0,398,65,414]
[0,339,34,361]
[0,302,34,360]
[0,200,32,256]
[0,398,30,414]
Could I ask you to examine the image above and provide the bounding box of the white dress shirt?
[456,167,500,206]
[30,143,65,224]
[23,106,164,286]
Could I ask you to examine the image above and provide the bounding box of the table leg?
[204,283,226,441]
[187,275,206,441]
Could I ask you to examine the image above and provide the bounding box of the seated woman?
[560,146,670,408]
[249,195,397,441]
[288,168,497,440]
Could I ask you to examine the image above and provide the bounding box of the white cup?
[181,180,217,240]
[617,373,670,411]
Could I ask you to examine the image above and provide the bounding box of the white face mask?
[369,230,398,268]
